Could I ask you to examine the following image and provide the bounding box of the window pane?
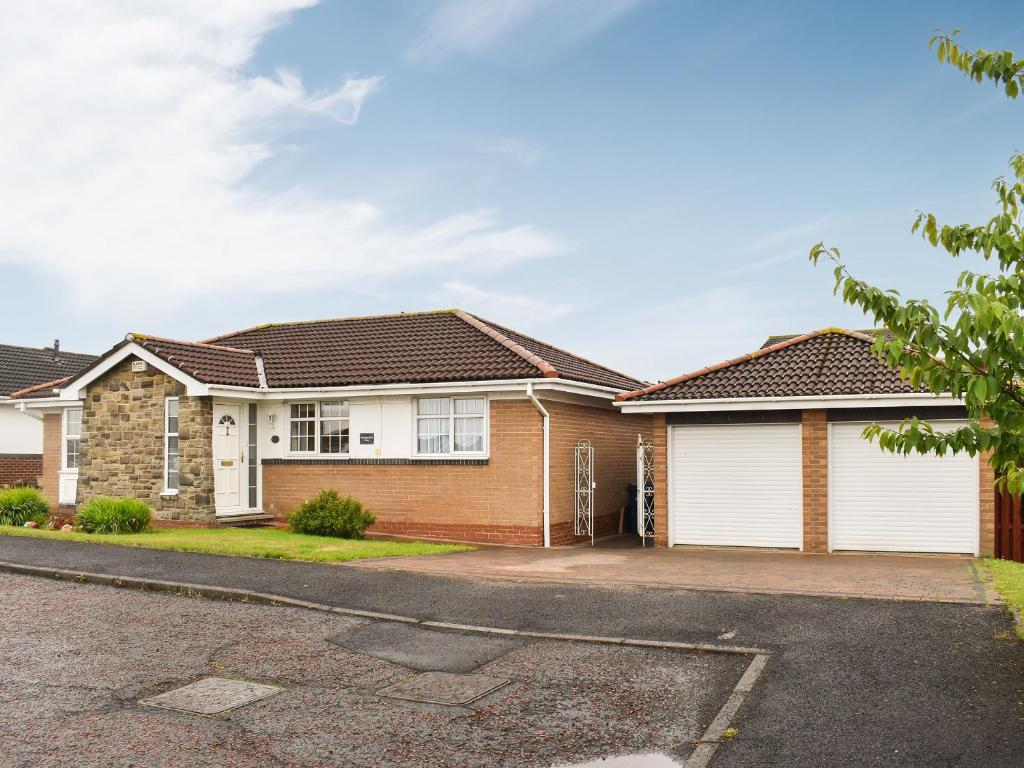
[167,471,179,491]
[66,439,80,469]
[417,417,450,454]
[290,418,314,452]
[319,419,349,454]
[320,401,349,419]
[290,403,314,419]
[453,398,484,416]
[66,409,82,438]
[454,416,484,452]
[418,397,449,416]
[167,399,179,435]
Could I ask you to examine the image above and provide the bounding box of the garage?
[829,420,979,554]
[670,423,803,548]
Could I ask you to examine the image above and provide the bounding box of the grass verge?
[0,525,472,564]
[985,557,1024,639]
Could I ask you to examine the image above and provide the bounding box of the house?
[615,328,993,556]
[15,310,651,546]
[0,342,96,487]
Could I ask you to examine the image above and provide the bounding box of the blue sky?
[0,1,1020,381]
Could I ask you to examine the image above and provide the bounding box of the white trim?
[526,383,551,548]
[413,395,489,459]
[666,423,674,548]
[60,341,209,399]
[202,377,624,401]
[61,406,82,471]
[617,392,961,413]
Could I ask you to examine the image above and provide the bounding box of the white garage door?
[670,423,803,548]
[829,421,979,554]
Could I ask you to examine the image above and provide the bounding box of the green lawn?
[986,558,1024,638]
[0,525,472,564]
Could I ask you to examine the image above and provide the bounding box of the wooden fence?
[995,489,1024,562]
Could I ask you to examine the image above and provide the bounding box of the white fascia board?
[60,342,209,399]
[615,392,962,413]
[204,377,623,401]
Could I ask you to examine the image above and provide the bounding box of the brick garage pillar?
[802,409,828,553]
[978,414,996,557]
[41,413,62,509]
[652,413,668,547]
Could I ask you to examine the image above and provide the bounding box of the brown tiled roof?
[619,329,920,402]
[760,329,886,348]
[129,335,261,388]
[202,310,645,390]
[0,343,96,397]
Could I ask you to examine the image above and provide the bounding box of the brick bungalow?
[0,342,96,487]
[16,310,651,546]
[616,329,993,556]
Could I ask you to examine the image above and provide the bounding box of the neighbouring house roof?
[199,309,644,390]
[0,343,96,397]
[618,328,921,402]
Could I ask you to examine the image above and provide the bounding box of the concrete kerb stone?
[0,559,773,764]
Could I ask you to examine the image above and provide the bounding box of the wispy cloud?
[474,137,542,166]
[713,213,840,278]
[406,0,646,64]
[437,280,574,325]
[733,213,840,256]
[0,2,567,321]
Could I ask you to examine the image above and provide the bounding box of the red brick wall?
[546,400,653,545]
[978,414,996,557]
[801,410,828,553]
[41,414,62,508]
[651,414,668,547]
[262,398,544,545]
[0,454,42,488]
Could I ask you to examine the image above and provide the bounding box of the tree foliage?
[810,30,1024,493]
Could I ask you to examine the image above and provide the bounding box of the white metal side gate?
[637,435,655,545]
[574,440,595,544]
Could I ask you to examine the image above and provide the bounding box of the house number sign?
[359,433,375,445]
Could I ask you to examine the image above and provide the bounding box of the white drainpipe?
[526,383,551,548]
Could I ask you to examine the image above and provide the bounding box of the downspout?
[526,383,551,548]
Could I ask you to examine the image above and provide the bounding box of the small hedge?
[75,497,152,534]
[0,486,49,526]
[289,490,375,538]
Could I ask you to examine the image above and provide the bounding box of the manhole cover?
[139,677,284,715]
[377,671,509,706]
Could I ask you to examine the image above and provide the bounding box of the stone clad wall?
[77,356,215,524]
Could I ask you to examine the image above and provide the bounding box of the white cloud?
[0,1,566,319]
[407,0,646,64]
[734,213,839,256]
[473,137,541,166]
[437,280,573,325]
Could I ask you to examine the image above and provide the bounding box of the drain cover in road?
[377,671,509,706]
[139,677,284,715]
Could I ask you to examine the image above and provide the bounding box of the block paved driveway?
[0,535,1022,766]
[352,541,996,603]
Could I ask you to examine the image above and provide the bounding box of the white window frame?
[414,396,489,457]
[62,407,83,471]
[163,397,179,495]
[287,400,351,457]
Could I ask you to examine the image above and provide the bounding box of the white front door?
[829,421,979,554]
[670,423,803,549]
[213,404,242,514]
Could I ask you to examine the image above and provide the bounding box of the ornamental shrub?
[288,490,375,538]
[0,486,49,526]
[75,497,152,534]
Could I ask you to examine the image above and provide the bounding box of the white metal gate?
[574,440,595,544]
[637,435,655,544]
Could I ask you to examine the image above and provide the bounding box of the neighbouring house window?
[289,403,316,452]
[248,403,258,508]
[416,397,486,455]
[289,401,350,455]
[165,398,179,491]
[64,408,82,470]
[319,401,350,454]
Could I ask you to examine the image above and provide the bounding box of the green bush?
[75,497,152,534]
[0,486,50,526]
[288,490,375,538]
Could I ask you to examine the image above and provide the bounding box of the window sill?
[160,490,179,497]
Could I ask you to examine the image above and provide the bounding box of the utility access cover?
[139,677,284,715]
[377,671,509,706]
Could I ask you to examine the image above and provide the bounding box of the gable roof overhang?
[617,391,962,413]
[59,339,211,400]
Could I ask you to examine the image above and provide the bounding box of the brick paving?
[351,542,996,604]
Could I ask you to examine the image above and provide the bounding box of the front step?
[216,512,277,528]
